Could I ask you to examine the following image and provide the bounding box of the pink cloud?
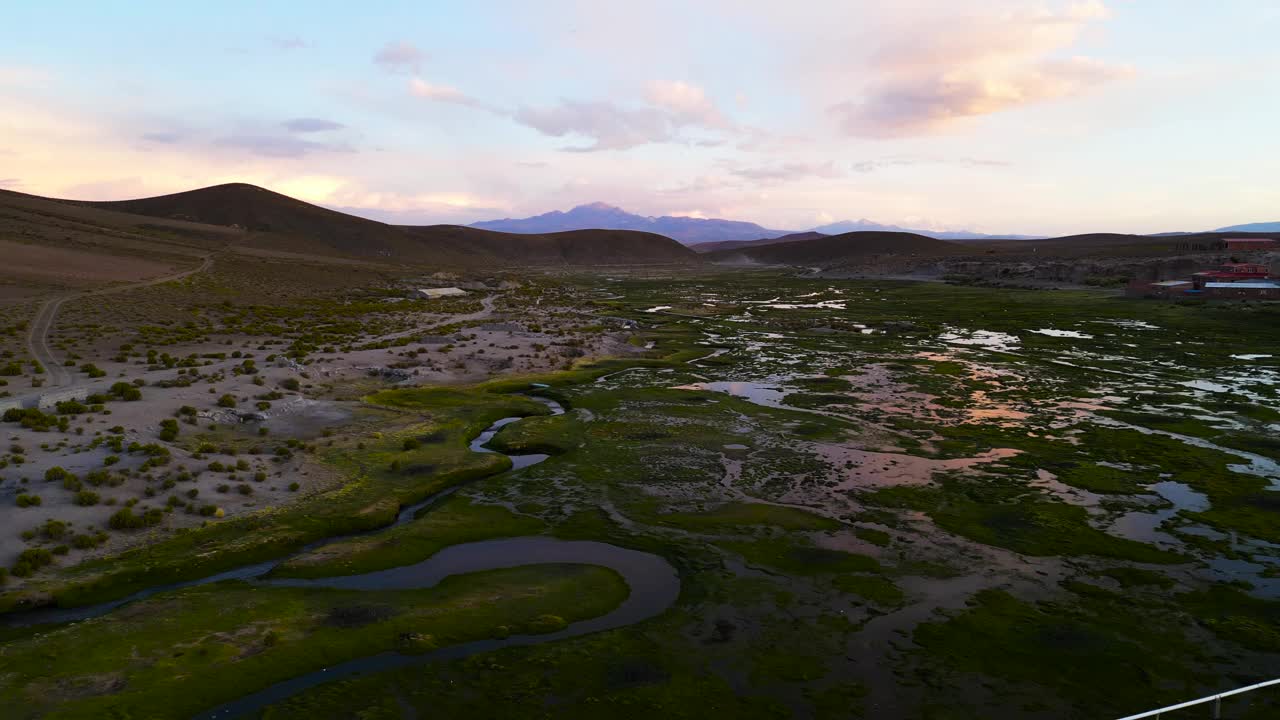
[644,81,733,130]
[830,1,1130,138]
[408,78,503,113]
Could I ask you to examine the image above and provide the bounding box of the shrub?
[217,394,237,408]
[108,506,163,530]
[74,490,100,506]
[402,438,421,451]
[108,382,142,401]
[199,504,218,516]
[288,481,300,491]
[103,455,120,466]
[15,494,41,507]
[80,363,107,378]
[15,547,54,574]
[159,419,179,441]
[55,399,88,415]
[3,408,61,432]
[236,483,253,495]
[281,378,301,391]
[41,519,68,539]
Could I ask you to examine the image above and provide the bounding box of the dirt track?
[25,255,214,389]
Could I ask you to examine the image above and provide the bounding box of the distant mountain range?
[472,203,1041,244]
[809,219,1042,241]
[1216,221,1280,233]
[471,202,791,244]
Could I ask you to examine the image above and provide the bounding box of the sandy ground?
[0,239,181,286]
[0,297,648,571]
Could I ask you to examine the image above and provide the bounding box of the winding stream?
[1,393,682,718]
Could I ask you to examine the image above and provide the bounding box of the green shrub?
[41,519,68,540]
[55,399,88,414]
[159,418,179,441]
[217,394,237,408]
[109,382,142,401]
[108,506,163,530]
[45,466,69,482]
[15,547,53,574]
[74,490,100,506]
[15,493,41,507]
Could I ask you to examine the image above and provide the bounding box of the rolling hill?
[0,188,237,293]
[76,183,470,263]
[689,232,828,254]
[59,184,697,266]
[402,225,699,265]
[970,231,1280,257]
[707,231,965,265]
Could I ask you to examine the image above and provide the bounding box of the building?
[1129,260,1280,300]
[1201,281,1280,299]
[1224,238,1278,252]
[1192,263,1271,288]
[413,287,468,299]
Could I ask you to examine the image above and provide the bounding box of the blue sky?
[2,1,1278,234]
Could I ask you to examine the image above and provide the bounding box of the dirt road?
[25,255,214,389]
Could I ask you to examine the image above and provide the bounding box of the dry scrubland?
[0,254,647,579]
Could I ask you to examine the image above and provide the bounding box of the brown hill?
[0,188,239,293]
[972,231,1280,258]
[708,231,964,265]
[689,232,827,254]
[73,183,456,262]
[403,225,698,265]
[64,183,697,266]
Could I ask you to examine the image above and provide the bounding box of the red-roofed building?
[1192,263,1271,288]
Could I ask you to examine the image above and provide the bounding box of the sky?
[2,0,1279,235]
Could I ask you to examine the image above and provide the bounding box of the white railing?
[1115,678,1280,719]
